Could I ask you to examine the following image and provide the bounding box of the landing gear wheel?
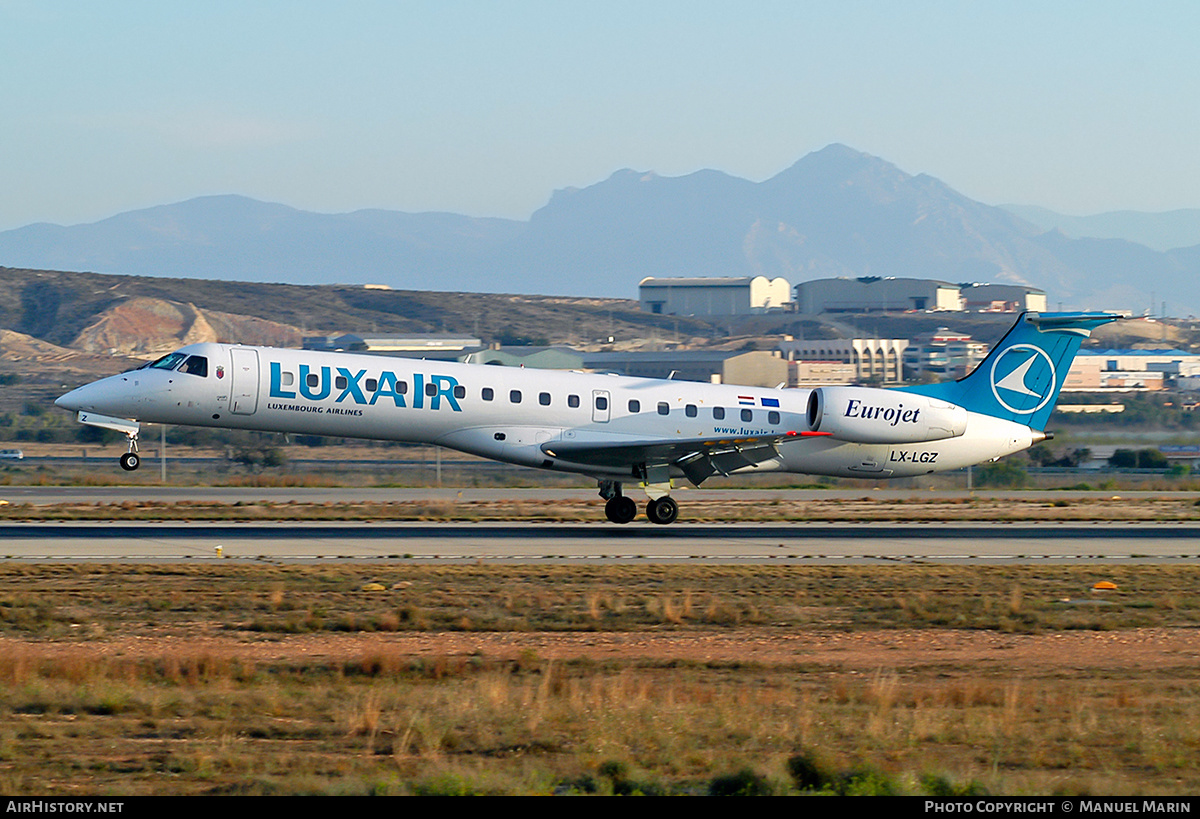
[605,495,638,524]
[119,452,140,472]
[646,496,679,525]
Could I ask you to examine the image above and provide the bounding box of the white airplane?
[55,311,1121,524]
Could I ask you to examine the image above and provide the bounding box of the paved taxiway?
[2,521,1199,564]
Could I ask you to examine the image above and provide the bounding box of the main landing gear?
[599,481,680,525]
[645,495,678,525]
[604,494,637,524]
[119,432,140,471]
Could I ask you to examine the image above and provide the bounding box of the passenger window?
[539,392,551,406]
[365,378,378,392]
[482,387,494,401]
[425,382,437,396]
[335,375,347,390]
[595,396,608,411]
[181,356,208,377]
[657,402,669,416]
[768,411,780,425]
[685,404,697,417]
[510,390,522,403]
[713,407,725,420]
[568,394,580,408]
[741,409,753,422]
[628,399,640,413]
[306,373,320,388]
[397,381,408,395]
[282,371,295,387]
[454,385,466,399]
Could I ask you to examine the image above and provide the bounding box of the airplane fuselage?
[59,341,1037,483]
[56,310,1125,524]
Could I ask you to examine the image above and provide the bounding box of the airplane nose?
[56,382,103,413]
[55,390,80,411]
[55,375,142,417]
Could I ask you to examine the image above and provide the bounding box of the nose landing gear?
[72,413,142,472]
[119,433,140,471]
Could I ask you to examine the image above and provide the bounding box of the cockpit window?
[147,352,189,371]
[180,355,208,377]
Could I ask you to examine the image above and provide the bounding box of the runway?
[3,520,1200,564]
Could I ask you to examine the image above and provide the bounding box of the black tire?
[119,452,140,471]
[605,495,637,524]
[646,496,678,525]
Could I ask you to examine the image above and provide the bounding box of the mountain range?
[1000,204,1200,253]
[2,144,1196,312]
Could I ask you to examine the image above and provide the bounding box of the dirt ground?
[8,626,1198,672]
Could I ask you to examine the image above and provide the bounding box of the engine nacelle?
[807,386,968,444]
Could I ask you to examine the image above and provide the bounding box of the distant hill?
[68,296,305,357]
[0,267,717,356]
[2,144,1197,310]
[0,196,523,289]
[1002,204,1200,252]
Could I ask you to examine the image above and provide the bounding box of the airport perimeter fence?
[4,453,1200,491]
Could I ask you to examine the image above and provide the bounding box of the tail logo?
[989,344,1056,414]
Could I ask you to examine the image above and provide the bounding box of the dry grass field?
[1,562,1198,796]
[5,492,1200,523]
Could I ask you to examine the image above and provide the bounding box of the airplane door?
[229,348,260,415]
[592,390,610,423]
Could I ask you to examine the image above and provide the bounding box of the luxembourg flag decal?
[738,395,754,405]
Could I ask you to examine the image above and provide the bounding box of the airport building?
[638,276,792,316]
[1062,349,1200,392]
[776,337,908,385]
[303,331,785,387]
[793,277,1046,314]
[959,283,1047,312]
[794,277,962,313]
[458,346,586,370]
[1076,349,1200,373]
[902,328,989,380]
[303,334,481,359]
[581,349,789,388]
[788,360,858,388]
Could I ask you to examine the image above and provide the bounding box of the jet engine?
[806,386,968,444]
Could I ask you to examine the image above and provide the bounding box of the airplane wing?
[543,431,831,485]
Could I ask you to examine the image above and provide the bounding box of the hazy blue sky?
[2,1,1197,230]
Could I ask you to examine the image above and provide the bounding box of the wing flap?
[543,431,830,484]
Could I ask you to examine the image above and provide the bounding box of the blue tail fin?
[898,311,1124,430]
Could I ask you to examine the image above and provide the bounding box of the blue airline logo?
[989,344,1056,415]
[268,362,463,412]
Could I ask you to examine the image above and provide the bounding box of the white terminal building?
[777,337,908,385]
[638,276,792,315]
